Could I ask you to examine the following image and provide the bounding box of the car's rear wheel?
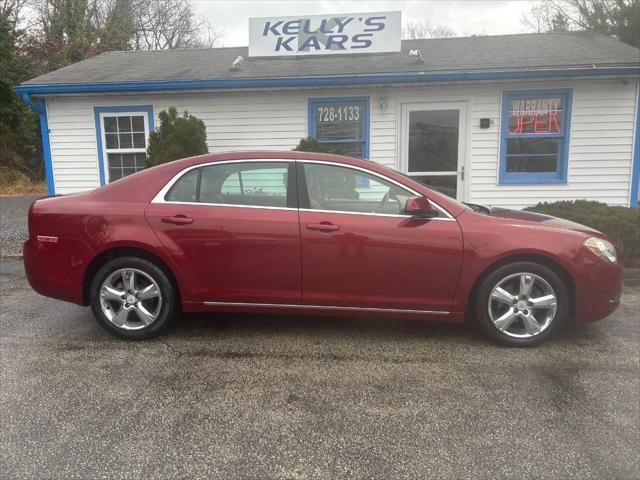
[474,261,569,347]
[89,256,177,339]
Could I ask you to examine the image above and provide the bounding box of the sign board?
[249,11,401,57]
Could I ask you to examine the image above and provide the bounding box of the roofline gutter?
[20,93,55,195]
[13,66,640,95]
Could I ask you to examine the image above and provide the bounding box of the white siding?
[382,79,638,209]
[45,78,638,208]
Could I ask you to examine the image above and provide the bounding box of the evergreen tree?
[0,13,42,183]
[146,107,208,167]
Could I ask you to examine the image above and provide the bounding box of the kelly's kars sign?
[248,12,401,57]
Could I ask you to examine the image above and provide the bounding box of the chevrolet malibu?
[24,151,623,346]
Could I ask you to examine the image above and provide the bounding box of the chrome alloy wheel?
[99,268,162,330]
[488,272,558,338]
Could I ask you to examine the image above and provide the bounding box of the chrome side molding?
[203,301,450,315]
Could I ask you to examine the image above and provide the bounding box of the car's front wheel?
[474,261,569,347]
[89,256,177,339]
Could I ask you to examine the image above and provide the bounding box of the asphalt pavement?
[0,195,41,258]
[0,195,639,479]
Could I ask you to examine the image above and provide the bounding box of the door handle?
[306,222,339,232]
[161,215,193,225]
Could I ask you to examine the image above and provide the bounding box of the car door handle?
[161,215,193,225]
[306,222,339,232]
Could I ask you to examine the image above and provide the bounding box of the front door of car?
[298,162,463,312]
[145,160,301,304]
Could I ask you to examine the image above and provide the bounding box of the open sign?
[507,96,564,135]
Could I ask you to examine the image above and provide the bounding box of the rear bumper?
[573,251,624,324]
[23,236,93,305]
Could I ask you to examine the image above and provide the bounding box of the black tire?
[473,261,569,347]
[89,256,177,340]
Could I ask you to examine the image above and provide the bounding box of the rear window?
[165,169,199,202]
[199,162,289,208]
[164,162,291,208]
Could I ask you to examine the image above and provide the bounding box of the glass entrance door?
[401,102,468,200]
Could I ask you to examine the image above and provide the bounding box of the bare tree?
[522,1,564,32]
[1,0,30,30]
[402,20,456,39]
[521,0,639,47]
[192,22,223,49]
[130,0,221,50]
[26,0,104,70]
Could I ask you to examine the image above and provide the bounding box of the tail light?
[37,235,58,243]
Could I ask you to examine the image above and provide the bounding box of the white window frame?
[99,111,150,183]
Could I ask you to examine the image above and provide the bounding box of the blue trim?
[14,67,640,95]
[20,94,54,194]
[38,100,55,195]
[631,84,640,208]
[499,89,572,185]
[93,105,155,186]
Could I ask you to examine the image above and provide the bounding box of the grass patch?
[525,200,640,267]
[0,169,46,195]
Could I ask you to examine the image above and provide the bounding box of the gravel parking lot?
[1,195,639,479]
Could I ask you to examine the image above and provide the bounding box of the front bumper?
[573,249,624,324]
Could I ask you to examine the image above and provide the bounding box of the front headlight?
[584,237,617,263]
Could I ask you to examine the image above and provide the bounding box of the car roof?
[168,150,369,168]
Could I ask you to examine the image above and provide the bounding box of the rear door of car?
[145,160,302,304]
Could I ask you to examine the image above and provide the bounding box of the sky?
[194,0,544,46]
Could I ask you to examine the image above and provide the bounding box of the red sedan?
[24,151,623,346]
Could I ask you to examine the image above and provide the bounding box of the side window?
[220,173,241,194]
[199,162,289,208]
[303,163,412,215]
[165,168,199,202]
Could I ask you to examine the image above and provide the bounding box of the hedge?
[525,200,639,267]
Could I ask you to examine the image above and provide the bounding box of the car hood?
[488,207,601,236]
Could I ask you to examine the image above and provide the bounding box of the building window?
[308,97,369,159]
[94,106,154,185]
[499,90,572,184]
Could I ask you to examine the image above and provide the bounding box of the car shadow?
[165,311,484,345]
[160,310,612,350]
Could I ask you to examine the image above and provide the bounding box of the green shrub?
[146,107,208,167]
[525,200,640,267]
[293,137,345,155]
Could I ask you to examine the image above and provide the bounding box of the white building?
[15,21,640,209]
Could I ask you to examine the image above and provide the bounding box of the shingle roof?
[22,31,640,86]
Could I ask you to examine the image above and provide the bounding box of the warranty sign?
[248,12,402,57]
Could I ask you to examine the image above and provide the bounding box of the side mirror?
[404,196,437,218]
